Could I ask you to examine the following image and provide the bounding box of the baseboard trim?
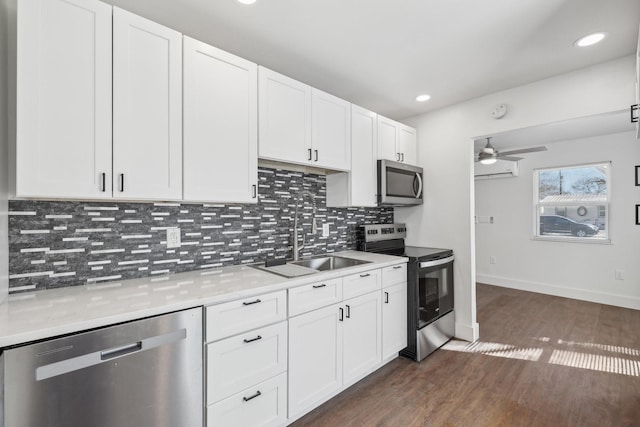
[455,321,479,342]
[477,274,640,311]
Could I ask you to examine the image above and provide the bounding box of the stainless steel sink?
[289,256,370,271]
[254,255,371,278]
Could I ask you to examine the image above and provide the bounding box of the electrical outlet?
[166,227,181,248]
[614,270,624,280]
[490,256,496,265]
[322,223,330,237]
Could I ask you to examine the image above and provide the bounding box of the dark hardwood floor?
[291,284,640,427]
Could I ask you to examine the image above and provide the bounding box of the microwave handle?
[414,173,423,198]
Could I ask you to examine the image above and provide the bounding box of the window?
[534,162,610,242]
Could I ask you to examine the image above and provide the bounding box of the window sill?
[531,236,612,245]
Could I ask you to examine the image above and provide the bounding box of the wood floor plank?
[291,284,640,427]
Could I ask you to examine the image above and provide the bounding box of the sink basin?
[254,255,371,278]
[289,256,370,271]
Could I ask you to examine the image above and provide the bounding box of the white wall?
[475,131,640,309]
[395,55,636,342]
[0,0,11,304]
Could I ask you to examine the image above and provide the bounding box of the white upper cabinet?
[377,115,417,165]
[113,7,183,201]
[377,116,399,162]
[398,124,417,165]
[311,89,351,171]
[183,36,258,203]
[16,0,113,198]
[258,67,312,165]
[258,67,351,171]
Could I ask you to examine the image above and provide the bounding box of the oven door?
[417,256,454,329]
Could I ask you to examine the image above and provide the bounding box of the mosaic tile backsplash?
[8,167,393,293]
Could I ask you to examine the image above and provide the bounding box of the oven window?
[386,168,419,198]
[418,264,453,329]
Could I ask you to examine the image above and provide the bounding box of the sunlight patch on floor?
[442,340,543,361]
[442,339,640,377]
[548,350,640,376]
[555,339,640,357]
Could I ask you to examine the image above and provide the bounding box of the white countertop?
[0,251,406,348]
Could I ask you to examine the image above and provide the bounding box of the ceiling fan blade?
[497,155,523,161]
[499,146,548,156]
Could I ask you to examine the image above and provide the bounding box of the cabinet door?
[342,292,382,385]
[288,303,342,418]
[311,89,351,170]
[382,282,408,360]
[350,105,378,206]
[258,67,311,165]
[398,124,417,165]
[377,115,399,162]
[183,36,258,203]
[113,7,182,200]
[16,0,112,198]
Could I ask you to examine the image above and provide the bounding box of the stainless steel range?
[358,223,455,361]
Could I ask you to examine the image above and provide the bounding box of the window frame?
[532,161,611,244]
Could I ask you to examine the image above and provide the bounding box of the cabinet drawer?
[288,278,343,316]
[207,321,287,405]
[342,269,381,300]
[206,290,286,342]
[382,263,407,287]
[207,372,287,427]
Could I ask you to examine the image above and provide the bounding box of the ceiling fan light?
[479,157,497,165]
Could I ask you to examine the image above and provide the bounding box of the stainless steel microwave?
[377,160,423,206]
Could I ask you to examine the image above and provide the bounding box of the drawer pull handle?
[243,390,262,402]
[384,292,389,304]
[393,265,403,270]
[243,335,262,344]
[346,304,351,318]
[339,307,344,321]
[360,273,371,278]
[242,299,262,306]
[313,284,327,289]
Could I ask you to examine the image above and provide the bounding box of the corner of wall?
[0,0,11,304]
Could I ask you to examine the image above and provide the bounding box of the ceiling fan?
[476,137,548,165]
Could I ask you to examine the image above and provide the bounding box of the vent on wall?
[474,159,519,180]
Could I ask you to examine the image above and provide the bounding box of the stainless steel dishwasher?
[0,307,203,427]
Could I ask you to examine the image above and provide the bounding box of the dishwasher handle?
[101,341,142,361]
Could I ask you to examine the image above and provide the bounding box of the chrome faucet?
[292,190,317,261]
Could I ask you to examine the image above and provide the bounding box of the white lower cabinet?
[288,287,383,420]
[288,302,343,418]
[342,291,382,385]
[205,290,288,427]
[207,321,287,404]
[382,281,408,360]
[207,373,287,427]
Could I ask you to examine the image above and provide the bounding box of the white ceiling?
[104,0,639,120]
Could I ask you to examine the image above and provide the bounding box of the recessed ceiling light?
[237,0,257,4]
[415,94,431,102]
[574,32,607,47]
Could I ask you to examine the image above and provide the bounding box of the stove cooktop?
[403,246,453,261]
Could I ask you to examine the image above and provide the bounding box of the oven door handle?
[419,255,454,269]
